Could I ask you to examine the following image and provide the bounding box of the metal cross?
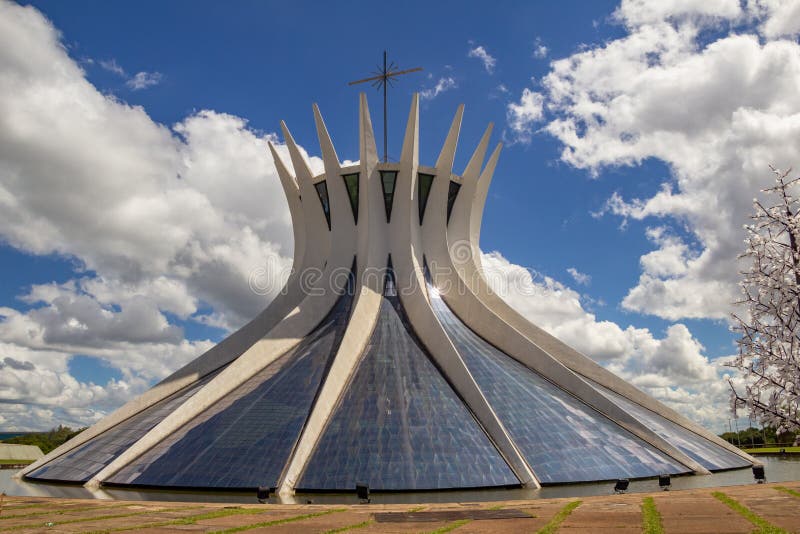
[349,51,422,163]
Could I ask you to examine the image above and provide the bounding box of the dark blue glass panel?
[106,283,354,489]
[298,271,518,491]
[314,180,331,230]
[380,171,397,223]
[585,378,751,471]
[342,173,359,224]
[418,173,434,224]
[446,181,461,223]
[427,284,690,484]
[26,369,223,483]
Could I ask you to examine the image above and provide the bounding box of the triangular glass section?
[426,278,690,484]
[446,180,461,224]
[105,268,357,489]
[314,180,331,231]
[26,367,225,483]
[298,258,518,491]
[417,173,435,224]
[342,173,359,224]
[585,378,751,471]
[380,170,397,223]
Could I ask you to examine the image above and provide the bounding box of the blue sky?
[2,0,799,433]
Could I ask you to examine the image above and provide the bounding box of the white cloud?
[510,3,800,322]
[506,88,544,143]
[467,45,496,74]
[567,267,591,285]
[0,0,305,429]
[748,0,800,39]
[126,70,162,90]
[533,38,549,59]
[614,0,742,27]
[99,58,125,76]
[420,76,457,101]
[98,57,163,90]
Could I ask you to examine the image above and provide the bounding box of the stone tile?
[560,497,641,532]
[653,493,753,534]
[241,510,367,533]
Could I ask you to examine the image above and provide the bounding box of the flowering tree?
[729,166,800,434]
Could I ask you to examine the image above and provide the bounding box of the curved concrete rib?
[21,139,312,479]
[269,141,304,271]
[277,94,385,496]
[391,95,537,488]
[448,137,755,467]
[281,121,331,271]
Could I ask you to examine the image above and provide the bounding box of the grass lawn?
[0,459,34,465]
[741,446,800,454]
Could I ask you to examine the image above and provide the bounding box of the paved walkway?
[0,481,798,533]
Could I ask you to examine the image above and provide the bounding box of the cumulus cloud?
[509,1,800,322]
[467,45,496,73]
[0,0,308,429]
[614,0,742,27]
[506,88,544,143]
[420,76,457,101]
[748,0,800,39]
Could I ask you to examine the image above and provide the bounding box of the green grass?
[741,446,800,454]
[210,508,347,534]
[426,519,471,534]
[773,486,800,498]
[537,500,582,534]
[712,491,787,534]
[0,460,33,465]
[641,497,664,534]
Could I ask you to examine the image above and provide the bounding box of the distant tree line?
[1,425,85,454]
[718,425,799,448]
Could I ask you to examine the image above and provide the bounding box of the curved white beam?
[277,94,386,496]
[391,95,537,488]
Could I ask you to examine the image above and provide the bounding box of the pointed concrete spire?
[478,142,502,193]
[359,93,378,168]
[462,123,493,182]
[435,104,464,172]
[400,93,419,167]
[280,121,314,182]
[268,141,299,197]
[313,103,340,171]
[472,142,502,241]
